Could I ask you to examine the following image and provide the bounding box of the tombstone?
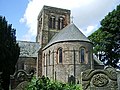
[10,70,33,90]
[117,70,120,90]
[82,66,118,90]
[68,75,75,84]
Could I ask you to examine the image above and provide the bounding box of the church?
[16,5,103,83]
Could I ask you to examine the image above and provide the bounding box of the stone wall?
[42,41,93,83]
[16,57,36,74]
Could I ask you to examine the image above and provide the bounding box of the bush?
[25,76,83,90]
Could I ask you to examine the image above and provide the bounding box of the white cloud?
[80,25,97,37]
[85,26,95,35]
[20,0,120,41]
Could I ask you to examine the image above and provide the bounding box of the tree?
[0,16,20,90]
[88,4,120,69]
[88,28,106,60]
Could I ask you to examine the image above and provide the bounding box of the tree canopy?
[0,16,20,89]
[88,5,120,69]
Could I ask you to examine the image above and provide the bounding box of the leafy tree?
[0,16,20,90]
[88,28,106,59]
[89,4,120,69]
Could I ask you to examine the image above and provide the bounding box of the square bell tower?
[36,5,71,48]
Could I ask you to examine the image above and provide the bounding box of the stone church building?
[17,5,103,83]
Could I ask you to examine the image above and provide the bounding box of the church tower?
[36,5,71,48]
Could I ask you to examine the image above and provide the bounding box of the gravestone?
[117,70,120,90]
[10,70,33,90]
[68,75,75,84]
[82,66,118,90]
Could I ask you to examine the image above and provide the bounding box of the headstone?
[117,70,120,90]
[68,75,75,84]
[82,66,118,90]
[10,70,33,89]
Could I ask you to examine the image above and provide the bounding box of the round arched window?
[58,48,62,63]
[79,48,85,63]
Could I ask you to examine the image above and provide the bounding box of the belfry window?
[80,48,85,63]
[58,17,64,30]
[49,16,55,29]
[58,48,63,63]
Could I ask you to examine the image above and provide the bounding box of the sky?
[0,0,120,42]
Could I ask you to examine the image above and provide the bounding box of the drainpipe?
[53,51,54,80]
[73,48,76,83]
[36,55,38,78]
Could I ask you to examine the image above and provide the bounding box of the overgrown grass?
[25,76,83,90]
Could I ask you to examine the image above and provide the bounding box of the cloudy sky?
[0,0,120,41]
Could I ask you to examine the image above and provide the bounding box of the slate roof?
[93,55,104,65]
[43,23,91,50]
[17,41,40,57]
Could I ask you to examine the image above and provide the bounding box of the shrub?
[25,76,83,90]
